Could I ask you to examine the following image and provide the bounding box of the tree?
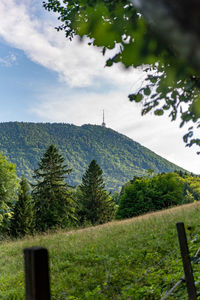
[10,178,35,238]
[116,177,154,219]
[0,153,19,233]
[43,0,200,149]
[78,160,115,225]
[32,145,76,231]
[116,172,189,219]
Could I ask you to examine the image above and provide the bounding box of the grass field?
[1,203,200,299]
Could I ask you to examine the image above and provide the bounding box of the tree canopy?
[0,153,19,232]
[32,144,76,231]
[78,160,115,224]
[43,0,200,149]
[0,122,182,191]
[116,171,200,219]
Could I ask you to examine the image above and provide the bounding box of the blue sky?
[0,42,55,121]
[0,0,199,173]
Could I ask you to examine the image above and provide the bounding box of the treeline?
[1,145,115,237]
[0,145,199,238]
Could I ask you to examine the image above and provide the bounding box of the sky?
[0,0,199,174]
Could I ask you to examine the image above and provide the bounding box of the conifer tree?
[10,178,34,237]
[32,145,76,231]
[78,160,115,225]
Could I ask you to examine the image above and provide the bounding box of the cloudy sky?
[0,0,199,173]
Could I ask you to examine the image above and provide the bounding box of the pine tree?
[32,145,76,231]
[10,178,35,237]
[78,160,115,225]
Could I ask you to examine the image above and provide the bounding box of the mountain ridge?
[0,122,185,190]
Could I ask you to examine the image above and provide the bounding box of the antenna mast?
[102,110,106,127]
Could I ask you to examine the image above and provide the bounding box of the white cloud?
[0,0,144,89]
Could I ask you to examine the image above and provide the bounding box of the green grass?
[1,203,200,299]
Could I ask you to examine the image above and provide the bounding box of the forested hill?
[0,122,185,191]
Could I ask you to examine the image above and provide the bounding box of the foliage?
[32,144,76,231]
[43,0,174,67]
[77,160,115,225]
[0,153,19,233]
[116,172,200,219]
[1,203,200,298]
[43,0,200,148]
[10,178,35,238]
[0,122,185,191]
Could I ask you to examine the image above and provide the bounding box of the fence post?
[24,246,51,300]
[176,222,197,300]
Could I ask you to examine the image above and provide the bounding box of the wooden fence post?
[24,246,51,300]
[176,222,197,300]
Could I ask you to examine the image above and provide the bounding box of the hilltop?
[0,122,185,190]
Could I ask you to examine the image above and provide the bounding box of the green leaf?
[106,59,113,67]
[135,93,143,102]
[163,105,170,110]
[128,94,136,101]
[154,109,164,116]
[144,87,151,96]
[149,76,158,84]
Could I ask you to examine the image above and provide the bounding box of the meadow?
[1,202,200,299]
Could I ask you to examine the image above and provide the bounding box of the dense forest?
[0,122,185,191]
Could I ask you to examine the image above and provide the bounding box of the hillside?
[1,203,200,299]
[0,122,185,190]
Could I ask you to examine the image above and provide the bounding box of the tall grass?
[1,202,200,299]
